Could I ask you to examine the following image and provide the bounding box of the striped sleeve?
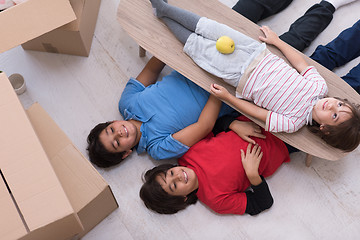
[301,67,327,85]
[265,111,304,133]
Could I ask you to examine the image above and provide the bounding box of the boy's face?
[99,120,138,154]
[156,166,199,197]
[312,97,352,127]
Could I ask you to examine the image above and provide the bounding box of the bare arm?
[136,57,166,87]
[213,115,266,144]
[259,26,308,73]
[172,94,222,147]
[229,120,266,144]
[210,84,268,123]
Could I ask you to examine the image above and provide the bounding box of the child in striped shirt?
[150,0,360,152]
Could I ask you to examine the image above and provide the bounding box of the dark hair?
[87,122,127,168]
[139,164,198,214]
[308,98,360,152]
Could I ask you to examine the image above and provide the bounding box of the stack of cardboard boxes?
[0,0,118,239]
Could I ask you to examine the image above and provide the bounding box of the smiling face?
[312,97,353,127]
[99,120,138,155]
[156,166,199,197]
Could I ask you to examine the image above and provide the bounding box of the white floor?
[1,0,360,239]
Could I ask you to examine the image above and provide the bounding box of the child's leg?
[150,0,200,32]
[195,18,262,45]
[232,0,293,23]
[310,19,360,69]
[151,0,259,46]
[310,19,360,93]
[161,17,193,44]
[279,1,335,51]
[341,65,360,94]
[326,0,359,9]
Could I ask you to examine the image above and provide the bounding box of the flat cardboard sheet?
[117,0,360,160]
[0,0,76,53]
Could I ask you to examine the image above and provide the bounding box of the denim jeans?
[311,20,360,93]
[232,0,335,51]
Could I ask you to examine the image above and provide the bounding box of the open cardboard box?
[0,72,118,240]
[26,103,118,239]
[21,0,101,56]
[0,73,83,239]
[0,0,101,57]
[0,0,76,54]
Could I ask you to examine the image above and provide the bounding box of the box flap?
[0,174,27,240]
[27,103,118,236]
[0,0,76,53]
[59,0,86,31]
[26,103,109,211]
[0,73,81,237]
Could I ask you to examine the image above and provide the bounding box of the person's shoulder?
[121,77,147,96]
[301,66,322,76]
[119,78,147,109]
[126,77,146,89]
[301,66,326,82]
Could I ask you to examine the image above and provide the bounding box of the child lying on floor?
[140,116,290,215]
[149,0,360,152]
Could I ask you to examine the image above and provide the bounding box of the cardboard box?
[0,72,118,239]
[22,0,101,56]
[26,103,118,239]
[0,174,27,240]
[0,0,76,53]
[0,73,83,240]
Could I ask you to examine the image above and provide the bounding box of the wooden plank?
[117,0,360,160]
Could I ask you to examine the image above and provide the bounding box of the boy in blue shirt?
[87,57,258,167]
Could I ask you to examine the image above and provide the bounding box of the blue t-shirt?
[119,71,234,160]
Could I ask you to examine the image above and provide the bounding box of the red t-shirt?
[179,117,290,215]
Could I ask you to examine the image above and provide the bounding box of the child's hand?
[259,26,280,46]
[241,143,263,180]
[210,83,230,100]
[230,120,266,145]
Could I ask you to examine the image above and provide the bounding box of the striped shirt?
[242,53,328,133]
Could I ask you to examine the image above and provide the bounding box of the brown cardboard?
[0,0,76,53]
[0,72,83,240]
[0,175,27,240]
[22,0,102,56]
[26,103,118,238]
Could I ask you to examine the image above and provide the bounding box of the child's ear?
[122,149,133,159]
[320,125,330,135]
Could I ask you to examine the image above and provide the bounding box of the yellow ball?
[216,36,235,54]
